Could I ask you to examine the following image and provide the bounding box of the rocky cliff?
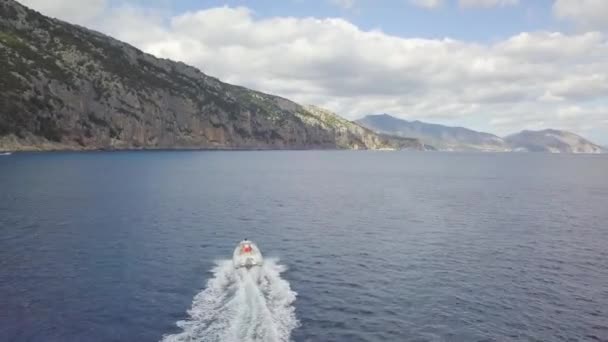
[0,0,423,151]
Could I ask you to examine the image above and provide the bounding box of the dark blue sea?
[1,151,607,342]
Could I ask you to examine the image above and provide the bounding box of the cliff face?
[0,0,423,151]
[301,106,427,150]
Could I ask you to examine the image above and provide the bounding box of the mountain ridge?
[0,0,424,152]
[504,129,604,154]
[358,114,604,154]
[357,114,509,152]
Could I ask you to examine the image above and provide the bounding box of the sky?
[18,0,608,144]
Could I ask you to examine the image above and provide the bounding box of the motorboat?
[233,239,263,269]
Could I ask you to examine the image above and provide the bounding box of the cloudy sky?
[19,0,608,144]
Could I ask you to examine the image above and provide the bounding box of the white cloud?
[459,0,519,8]
[408,0,444,9]
[496,31,604,61]
[18,0,107,25]
[553,0,608,30]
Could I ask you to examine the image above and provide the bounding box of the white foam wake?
[161,258,299,342]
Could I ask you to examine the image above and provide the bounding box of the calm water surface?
[1,151,607,341]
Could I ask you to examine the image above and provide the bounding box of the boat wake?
[161,258,298,342]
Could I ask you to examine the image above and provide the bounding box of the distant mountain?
[505,130,604,154]
[358,114,605,154]
[0,0,423,152]
[357,114,509,152]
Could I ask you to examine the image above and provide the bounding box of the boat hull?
[233,240,263,269]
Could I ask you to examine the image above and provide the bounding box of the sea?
[1,151,607,342]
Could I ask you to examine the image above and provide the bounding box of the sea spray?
[161,258,298,342]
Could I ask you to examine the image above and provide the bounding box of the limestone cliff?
[0,0,424,151]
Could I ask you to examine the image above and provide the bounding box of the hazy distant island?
[0,0,603,154]
[358,114,605,154]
